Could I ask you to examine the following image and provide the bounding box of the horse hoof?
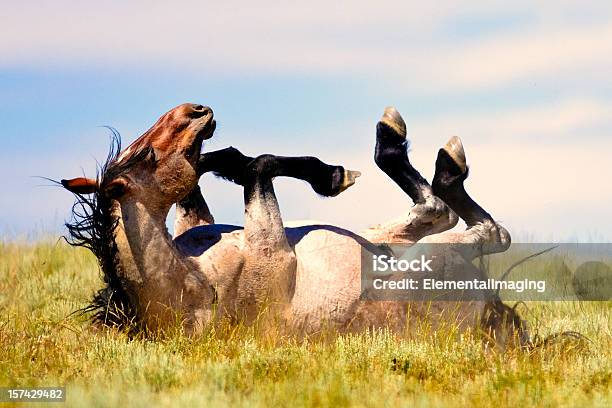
[443,136,467,174]
[378,106,406,140]
[335,169,361,195]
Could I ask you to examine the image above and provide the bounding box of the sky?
[1,1,611,241]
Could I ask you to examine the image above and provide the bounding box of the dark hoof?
[314,167,361,197]
[433,136,468,196]
[332,169,361,196]
[442,136,466,174]
[377,106,406,142]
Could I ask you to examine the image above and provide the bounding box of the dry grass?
[0,241,610,407]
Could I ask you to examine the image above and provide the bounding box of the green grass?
[0,241,610,407]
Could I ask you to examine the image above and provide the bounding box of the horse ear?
[61,177,98,194]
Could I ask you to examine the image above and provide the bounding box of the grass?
[0,241,610,407]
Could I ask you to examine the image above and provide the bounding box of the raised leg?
[176,146,361,238]
[364,107,458,243]
[429,137,518,345]
[197,151,360,320]
[433,136,493,227]
[420,136,511,260]
[236,155,297,320]
[199,147,360,196]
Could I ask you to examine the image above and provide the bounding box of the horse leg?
[420,136,511,260]
[177,144,361,237]
[201,146,360,195]
[236,153,360,321]
[429,137,521,347]
[363,107,458,243]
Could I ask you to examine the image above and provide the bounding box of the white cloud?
[2,2,612,91]
[409,99,612,142]
[3,2,612,240]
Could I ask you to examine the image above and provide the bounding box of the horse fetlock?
[469,220,512,254]
[413,196,456,226]
[490,222,511,251]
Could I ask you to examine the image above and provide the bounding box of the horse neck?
[113,198,178,275]
[111,198,193,329]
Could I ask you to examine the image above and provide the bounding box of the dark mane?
[64,128,152,331]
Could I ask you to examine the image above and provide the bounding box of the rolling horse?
[60,103,527,347]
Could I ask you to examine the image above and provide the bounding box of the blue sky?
[1,1,612,241]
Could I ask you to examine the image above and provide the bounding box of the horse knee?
[246,154,277,180]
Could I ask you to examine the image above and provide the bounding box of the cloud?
[409,99,612,143]
[2,2,612,240]
[2,2,612,92]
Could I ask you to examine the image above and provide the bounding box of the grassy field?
[0,241,610,407]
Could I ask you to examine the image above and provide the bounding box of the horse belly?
[288,228,363,331]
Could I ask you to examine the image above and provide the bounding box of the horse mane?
[64,128,152,331]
